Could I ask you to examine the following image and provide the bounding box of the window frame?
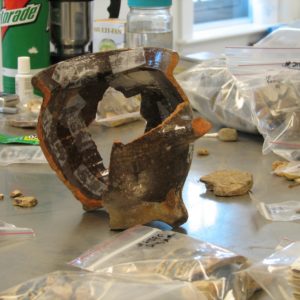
[193,0,249,24]
[173,0,194,41]
[173,0,251,41]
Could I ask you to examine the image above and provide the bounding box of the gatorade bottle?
[0,0,50,94]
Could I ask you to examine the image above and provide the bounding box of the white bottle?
[15,56,34,108]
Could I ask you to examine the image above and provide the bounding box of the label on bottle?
[1,0,50,93]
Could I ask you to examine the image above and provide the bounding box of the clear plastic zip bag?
[0,271,204,300]
[95,87,142,127]
[175,57,257,133]
[69,225,260,300]
[0,146,47,166]
[226,47,300,161]
[0,220,35,247]
[250,159,300,222]
[255,27,300,48]
[177,46,300,160]
[245,241,300,300]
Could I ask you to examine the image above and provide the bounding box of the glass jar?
[126,0,173,49]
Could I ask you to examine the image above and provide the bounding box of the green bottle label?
[0,4,41,26]
[1,0,50,94]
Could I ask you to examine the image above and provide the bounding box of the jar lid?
[128,0,172,7]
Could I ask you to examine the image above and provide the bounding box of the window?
[193,0,249,24]
[174,0,252,42]
[173,0,267,55]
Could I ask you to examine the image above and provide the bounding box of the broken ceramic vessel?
[32,48,211,229]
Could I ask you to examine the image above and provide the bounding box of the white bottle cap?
[17,56,31,74]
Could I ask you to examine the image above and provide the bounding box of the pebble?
[218,128,238,142]
[12,196,38,208]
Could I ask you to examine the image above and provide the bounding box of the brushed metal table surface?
[0,115,299,299]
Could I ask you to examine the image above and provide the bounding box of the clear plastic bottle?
[15,57,34,108]
[126,0,173,49]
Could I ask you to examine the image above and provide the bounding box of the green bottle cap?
[128,0,172,7]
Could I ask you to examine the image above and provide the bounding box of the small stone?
[218,128,238,142]
[200,169,253,197]
[197,148,209,156]
[10,190,23,198]
[12,196,38,208]
[0,193,4,200]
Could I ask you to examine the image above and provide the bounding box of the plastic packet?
[251,80,300,161]
[262,110,300,161]
[0,270,204,300]
[0,92,19,107]
[226,46,300,80]
[0,107,18,114]
[6,112,38,128]
[245,241,300,300]
[175,58,257,133]
[2,96,41,125]
[255,26,300,48]
[69,225,247,278]
[250,165,300,222]
[226,46,300,161]
[70,225,257,299]
[96,87,141,127]
[256,200,300,221]
[94,111,142,127]
[0,146,47,166]
[176,46,300,158]
[0,220,35,247]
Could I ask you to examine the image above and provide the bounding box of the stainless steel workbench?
[0,111,299,299]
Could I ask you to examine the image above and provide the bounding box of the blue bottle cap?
[128,0,172,7]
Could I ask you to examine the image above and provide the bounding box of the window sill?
[177,23,273,46]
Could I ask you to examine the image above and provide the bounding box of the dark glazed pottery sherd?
[32,47,211,229]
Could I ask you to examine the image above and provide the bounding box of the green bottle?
[1,0,50,93]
